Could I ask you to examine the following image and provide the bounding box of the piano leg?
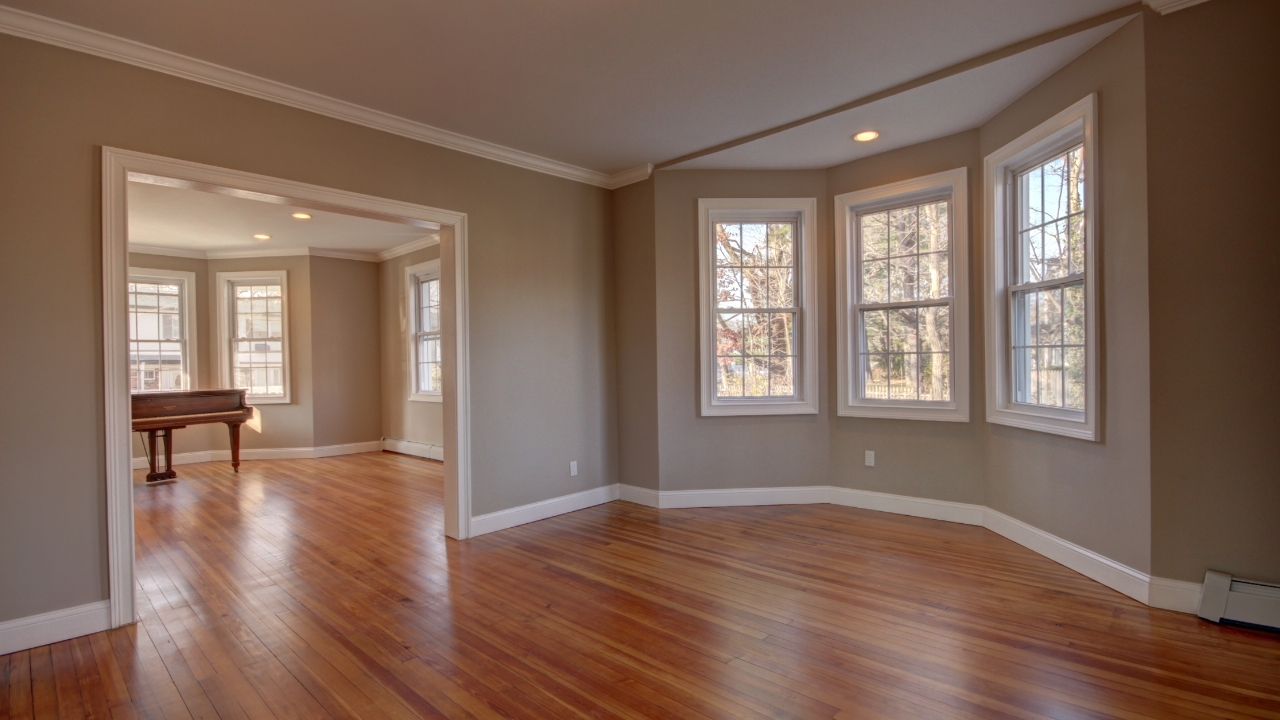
[227,422,242,473]
[145,429,178,483]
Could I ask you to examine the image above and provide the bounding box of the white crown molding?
[0,5,637,188]
[1143,0,1212,14]
[129,234,437,262]
[603,164,653,189]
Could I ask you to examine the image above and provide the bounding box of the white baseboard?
[831,486,986,525]
[131,440,383,469]
[470,484,620,537]
[381,438,445,461]
[982,508,1150,604]
[0,601,111,656]
[1149,576,1205,614]
[609,483,1199,615]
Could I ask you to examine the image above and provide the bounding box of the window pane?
[128,277,187,392]
[715,223,742,265]
[888,308,918,355]
[744,356,769,397]
[742,312,769,355]
[918,202,948,252]
[717,267,744,308]
[1043,219,1069,281]
[863,354,890,399]
[230,281,284,396]
[768,313,794,356]
[918,252,948,299]
[888,206,918,256]
[920,353,951,402]
[862,309,888,353]
[766,268,793,308]
[715,313,743,356]
[919,306,950,354]
[740,223,768,265]
[769,356,794,397]
[717,356,744,397]
[860,213,888,260]
[862,259,888,304]
[1012,282,1083,410]
[889,255,918,302]
[767,223,793,266]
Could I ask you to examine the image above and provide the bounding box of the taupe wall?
[1146,1,1280,583]
[0,33,612,622]
[652,170,832,491]
[825,132,987,505]
[311,255,382,447]
[611,179,660,490]
[980,16,1152,573]
[379,245,445,449]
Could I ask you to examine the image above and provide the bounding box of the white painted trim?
[130,440,383,468]
[216,269,292,404]
[129,235,439,263]
[470,484,621,537]
[104,147,474,629]
[982,507,1148,603]
[983,94,1100,441]
[0,6,633,188]
[1150,576,1205,614]
[128,266,199,392]
[605,483,1197,614]
[607,164,654,189]
[834,168,970,422]
[0,601,112,656]
[1143,0,1212,14]
[382,438,445,462]
[697,198,820,416]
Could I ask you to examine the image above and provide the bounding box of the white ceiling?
[674,18,1129,170]
[5,0,1135,175]
[128,181,432,256]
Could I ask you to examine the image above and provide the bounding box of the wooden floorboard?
[2,452,1277,719]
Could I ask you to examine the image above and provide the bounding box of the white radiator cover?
[1198,570,1280,630]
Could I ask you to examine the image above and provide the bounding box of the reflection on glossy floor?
[3,452,1279,719]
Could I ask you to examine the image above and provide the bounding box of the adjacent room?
[1,0,1277,718]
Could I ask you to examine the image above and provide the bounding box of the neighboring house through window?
[407,259,442,402]
[834,168,969,421]
[128,268,197,392]
[698,198,818,416]
[216,270,290,403]
[984,94,1098,440]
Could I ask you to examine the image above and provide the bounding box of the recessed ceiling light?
[291,212,312,220]
[854,130,880,142]
[253,234,271,240]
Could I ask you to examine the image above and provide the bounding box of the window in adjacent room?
[984,94,1098,440]
[128,268,197,392]
[216,271,290,403]
[698,198,818,416]
[407,259,442,402]
[834,168,969,421]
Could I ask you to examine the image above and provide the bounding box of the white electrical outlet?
[865,450,875,467]
[570,461,578,476]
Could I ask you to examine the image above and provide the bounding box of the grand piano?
[132,389,254,483]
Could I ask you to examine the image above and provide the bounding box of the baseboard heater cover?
[1198,570,1280,631]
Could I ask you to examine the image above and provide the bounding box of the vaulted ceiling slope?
[2,1,1180,183]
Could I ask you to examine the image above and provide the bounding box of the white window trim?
[128,267,199,392]
[698,198,819,416]
[984,94,1099,441]
[834,168,970,422]
[216,270,291,404]
[406,259,443,403]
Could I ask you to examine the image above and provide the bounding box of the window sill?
[987,406,1097,441]
[247,395,291,405]
[410,392,443,404]
[838,404,968,422]
[702,399,818,417]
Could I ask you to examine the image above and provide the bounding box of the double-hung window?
[407,260,442,402]
[128,268,197,392]
[698,199,818,416]
[985,94,1098,440]
[217,271,290,403]
[835,169,969,421]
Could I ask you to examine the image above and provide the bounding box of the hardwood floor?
[3,453,1278,719]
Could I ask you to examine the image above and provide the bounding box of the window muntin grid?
[855,201,953,402]
[416,276,441,394]
[1012,144,1086,410]
[229,281,285,397]
[713,221,798,398]
[128,279,187,392]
